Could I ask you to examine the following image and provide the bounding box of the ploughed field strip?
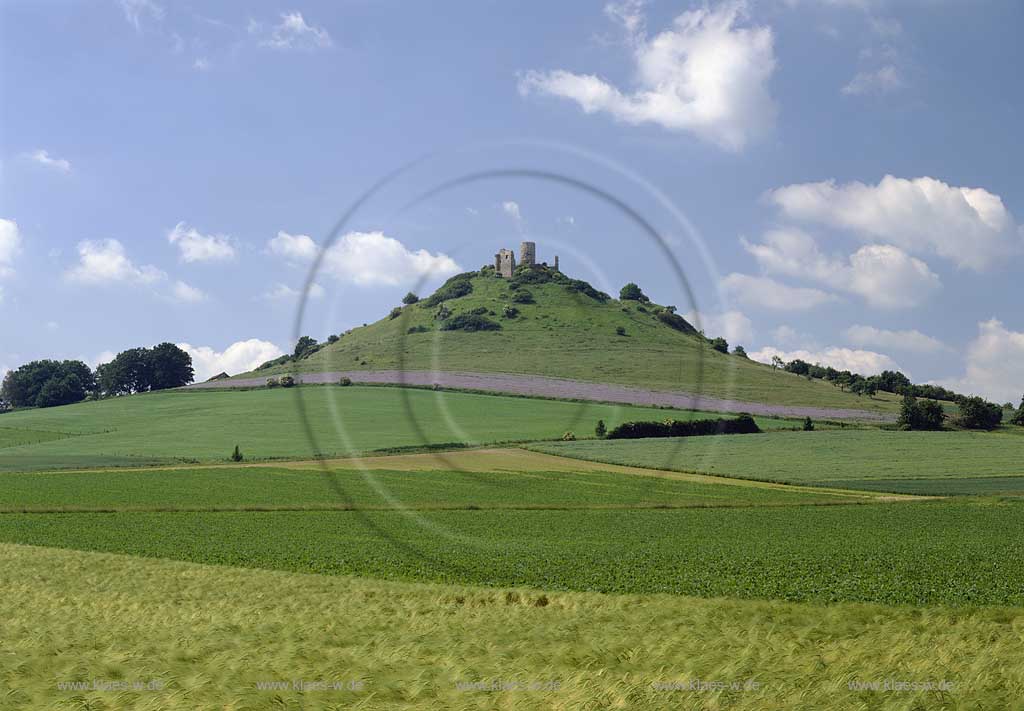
[0,449,899,513]
[6,543,1024,711]
[0,386,799,473]
[533,430,1024,496]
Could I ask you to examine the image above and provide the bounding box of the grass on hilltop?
[247,269,900,413]
[0,386,797,473]
[5,543,1022,710]
[533,429,1024,496]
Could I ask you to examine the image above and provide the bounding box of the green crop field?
[0,449,885,513]
[2,500,1021,606]
[534,429,1024,496]
[247,272,900,414]
[0,386,796,473]
[6,543,1022,711]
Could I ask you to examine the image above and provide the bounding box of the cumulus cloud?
[168,222,236,263]
[28,149,71,173]
[178,339,285,381]
[684,310,754,344]
[65,239,166,285]
[267,230,460,287]
[263,282,325,301]
[257,12,332,50]
[742,228,940,308]
[172,280,206,303]
[842,65,903,95]
[750,345,902,376]
[767,175,1023,271]
[267,231,319,261]
[843,324,950,354]
[518,1,777,151]
[721,273,837,311]
[934,319,1024,403]
[0,218,22,278]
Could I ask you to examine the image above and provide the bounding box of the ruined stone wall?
[495,248,516,278]
[519,241,536,267]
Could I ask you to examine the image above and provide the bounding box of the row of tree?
[1,343,194,410]
[779,360,961,401]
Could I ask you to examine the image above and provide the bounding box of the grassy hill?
[248,266,899,413]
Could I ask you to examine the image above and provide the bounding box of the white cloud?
[934,319,1024,403]
[263,282,325,301]
[193,57,211,71]
[268,230,461,287]
[258,12,332,50]
[178,339,286,381]
[168,222,236,263]
[518,1,777,151]
[721,273,837,311]
[772,325,821,350]
[750,345,901,376]
[502,201,522,221]
[843,324,950,354]
[65,239,166,285]
[767,175,1023,271]
[89,351,117,369]
[0,218,22,278]
[268,231,319,261]
[742,229,940,308]
[28,149,71,173]
[172,280,206,303]
[684,310,754,344]
[842,65,903,95]
[119,0,164,31]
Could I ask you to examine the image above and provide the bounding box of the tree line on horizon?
[0,343,194,410]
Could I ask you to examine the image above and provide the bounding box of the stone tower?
[519,241,536,267]
[495,248,516,278]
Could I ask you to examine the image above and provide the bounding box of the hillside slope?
[248,267,897,413]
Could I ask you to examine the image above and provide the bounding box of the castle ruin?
[494,241,558,278]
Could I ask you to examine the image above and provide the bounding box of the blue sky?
[1,0,1022,401]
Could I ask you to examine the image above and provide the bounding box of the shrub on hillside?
[389,307,403,320]
[563,278,609,301]
[897,396,944,431]
[711,337,729,354]
[470,306,489,315]
[422,274,474,306]
[595,420,607,438]
[733,345,748,358]
[440,314,502,332]
[266,377,279,388]
[619,282,649,302]
[257,354,292,371]
[293,336,319,360]
[339,377,352,386]
[511,290,535,304]
[656,311,698,335]
[502,305,519,319]
[956,396,1004,430]
[803,417,815,431]
[607,414,760,439]
[615,326,626,336]
[402,292,420,305]
[327,334,340,344]
[279,375,296,388]
[230,445,243,462]
[407,325,429,334]
[561,431,576,441]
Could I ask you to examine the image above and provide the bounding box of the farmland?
[0,449,885,512]
[1,499,1021,606]
[0,386,797,473]
[534,429,1024,496]
[6,543,1023,711]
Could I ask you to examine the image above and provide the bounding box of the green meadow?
[0,385,796,473]
[534,429,1024,495]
